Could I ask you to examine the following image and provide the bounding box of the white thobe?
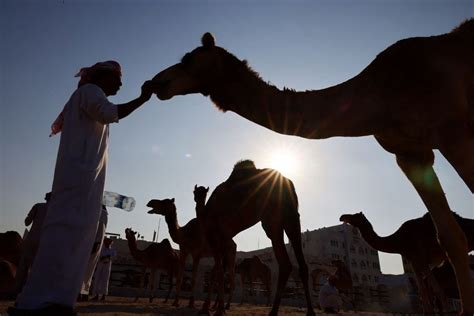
[80,208,108,295]
[318,282,342,310]
[91,247,116,295]
[15,202,49,291]
[16,84,118,309]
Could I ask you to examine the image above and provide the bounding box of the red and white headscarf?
[50,60,122,137]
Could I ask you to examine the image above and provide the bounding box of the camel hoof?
[133,297,139,303]
[149,296,154,303]
[172,301,179,307]
[306,309,316,316]
[225,303,230,310]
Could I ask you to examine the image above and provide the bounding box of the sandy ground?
[0,296,404,316]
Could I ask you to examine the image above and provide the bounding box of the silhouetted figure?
[14,192,51,294]
[78,205,108,301]
[319,275,342,313]
[10,61,157,316]
[90,237,116,301]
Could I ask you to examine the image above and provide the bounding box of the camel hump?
[451,18,474,36]
[160,238,172,250]
[227,159,257,180]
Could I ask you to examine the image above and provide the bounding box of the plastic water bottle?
[102,191,136,212]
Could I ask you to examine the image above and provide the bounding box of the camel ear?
[194,185,197,190]
[206,187,209,191]
[171,198,175,202]
[201,32,215,48]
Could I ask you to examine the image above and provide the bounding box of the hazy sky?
[1,0,473,275]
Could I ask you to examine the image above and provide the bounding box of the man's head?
[76,60,122,96]
[104,237,113,248]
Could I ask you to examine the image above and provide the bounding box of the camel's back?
[204,166,299,237]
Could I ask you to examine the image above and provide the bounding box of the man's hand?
[140,80,157,101]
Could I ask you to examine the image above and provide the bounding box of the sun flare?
[268,148,299,178]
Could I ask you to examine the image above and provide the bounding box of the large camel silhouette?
[340,212,474,314]
[178,160,315,316]
[151,20,474,314]
[124,228,178,303]
[147,189,236,311]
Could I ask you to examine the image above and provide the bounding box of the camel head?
[339,212,371,229]
[152,32,222,100]
[146,198,176,216]
[193,185,209,203]
[125,228,137,242]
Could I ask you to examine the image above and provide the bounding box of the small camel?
[185,160,315,316]
[124,228,178,303]
[0,231,22,267]
[147,186,236,310]
[152,21,474,314]
[235,256,272,306]
[340,212,474,314]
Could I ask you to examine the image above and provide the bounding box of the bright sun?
[268,148,299,178]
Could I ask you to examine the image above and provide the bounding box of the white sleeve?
[80,84,119,124]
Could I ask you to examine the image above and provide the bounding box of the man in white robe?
[78,205,108,301]
[318,275,342,313]
[90,238,116,301]
[14,192,51,293]
[10,61,156,316]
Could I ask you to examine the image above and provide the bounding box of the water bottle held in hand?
[103,191,136,212]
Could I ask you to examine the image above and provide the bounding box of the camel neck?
[163,210,181,244]
[195,200,206,218]
[127,238,143,262]
[355,222,400,254]
[211,69,382,139]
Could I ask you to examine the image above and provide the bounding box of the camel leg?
[173,251,187,307]
[149,269,156,303]
[439,135,474,193]
[199,263,216,315]
[215,255,226,316]
[135,266,146,302]
[164,268,173,303]
[265,273,272,307]
[225,246,236,310]
[239,275,246,305]
[268,228,291,316]
[189,256,201,308]
[396,152,474,314]
[411,264,435,314]
[285,216,315,316]
[425,269,449,314]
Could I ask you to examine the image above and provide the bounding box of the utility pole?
[157,217,161,242]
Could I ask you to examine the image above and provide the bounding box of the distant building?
[300,223,382,286]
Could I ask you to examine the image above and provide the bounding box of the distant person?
[14,192,51,294]
[78,205,108,302]
[90,237,116,301]
[10,61,158,316]
[318,275,342,313]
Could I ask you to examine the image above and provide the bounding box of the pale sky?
[1,0,473,275]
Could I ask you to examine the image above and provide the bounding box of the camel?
[340,212,474,314]
[235,256,272,306]
[168,160,315,316]
[146,186,237,310]
[0,231,22,267]
[151,20,474,314]
[124,228,178,303]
